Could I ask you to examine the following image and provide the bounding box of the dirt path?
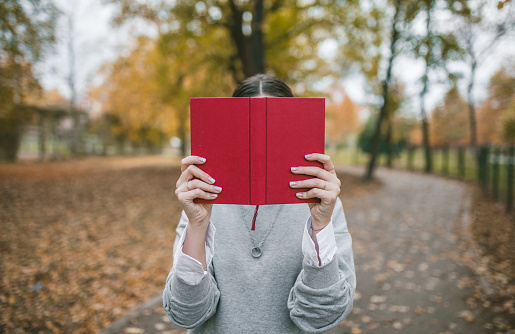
[100,166,507,334]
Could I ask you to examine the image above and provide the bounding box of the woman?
[163,74,356,334]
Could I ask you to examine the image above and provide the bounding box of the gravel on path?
[100,166,506,334]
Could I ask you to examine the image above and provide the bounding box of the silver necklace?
[240,205,283,258]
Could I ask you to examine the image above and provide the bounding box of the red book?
[190,97,325,205]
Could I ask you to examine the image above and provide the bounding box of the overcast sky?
[38,0,515,116]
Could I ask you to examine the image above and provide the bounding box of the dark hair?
[232,74,294,97]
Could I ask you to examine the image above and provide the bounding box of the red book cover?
[190,97,325,205]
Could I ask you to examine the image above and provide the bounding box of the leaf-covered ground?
[99,166,515,334]
[469,186,515,320]
[0,157,380,334]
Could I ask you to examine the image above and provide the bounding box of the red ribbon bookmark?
[251,205,259,231]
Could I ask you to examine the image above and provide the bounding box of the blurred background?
[1,0,514,167]
[1,0,515,333]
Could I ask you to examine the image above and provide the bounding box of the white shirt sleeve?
[302,217,337,267]
[173,221,216,285]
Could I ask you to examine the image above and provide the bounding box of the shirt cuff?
[302,217,337,267]
[173,221,216,285]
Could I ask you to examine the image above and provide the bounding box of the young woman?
[163,74,356,333]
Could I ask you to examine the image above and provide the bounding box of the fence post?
[477,146,482,182]
[442,145,449,175]
[458,146,465,179]
[407,146,414,171]
[492,147,500,201]
[507,145,514,213]
[478,146,489,192]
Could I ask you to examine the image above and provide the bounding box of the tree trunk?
[420,71,432,173]
[252,0,265,74]
[178,110,187,157]
[467,60,477,149]
[364,0,401,181]
[38,112,47,161]
[68,6,80,156]
[385,117,393,168]
[419,0,433,173]
[421,116,432,173]
[101,116,109,156]
[227,0,265,78]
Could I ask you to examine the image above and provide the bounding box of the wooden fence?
[402,145,515,213]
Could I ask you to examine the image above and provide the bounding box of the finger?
[291,166,333,181]
[178,164,215,186]
[295,187,337,202]
[176,181,218,196]
[178,188,218,202]
[181,156,206,172]
[289,178,337,191]
[186,179,222,194]
[304,153,335,173]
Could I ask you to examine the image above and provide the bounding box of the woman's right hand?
[175,156,222,227]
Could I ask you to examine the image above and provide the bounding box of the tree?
[325,87,361,146]
[430,84,469,145]
[501,112,515,143]
[66,1,81,156]
[383,79,407,167]
[109,0,367,84]
[364,0,404,180]
[477,59,515,144]
[411,0,466,172]
[105,0,378,156]
[98,37,174,152]
[454,0,515,149]
[0,0,58,161]
[357,113,409,159]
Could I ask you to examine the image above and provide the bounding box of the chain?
[240,205,283,249]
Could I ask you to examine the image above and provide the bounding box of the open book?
[190,97,325,204]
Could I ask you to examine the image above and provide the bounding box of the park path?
[100,166,503,334]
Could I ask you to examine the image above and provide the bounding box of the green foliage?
[98,37,171,150]
[358,114,408,155]
[359,77,411,155]
[103,0,384,156]
[501,111,515,142]
[0,0,58,161]
[0,0,58,62]
[108,0,379,92]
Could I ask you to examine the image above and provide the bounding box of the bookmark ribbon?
[251,205,259,230]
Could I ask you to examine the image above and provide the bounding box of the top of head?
[232,74,294,98]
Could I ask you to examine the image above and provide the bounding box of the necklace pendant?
[251,247,262,258]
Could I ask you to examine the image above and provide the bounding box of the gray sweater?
[163,198,356,333]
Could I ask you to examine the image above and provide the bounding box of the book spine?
[250,98,267,205]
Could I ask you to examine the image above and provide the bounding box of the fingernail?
[296,192,303,198]
[210,193,218,198]
[289,181,297,187]
[305,154,311,158]
[214,186,222,192]
[208,177,215,184]
[291,167,298,172]
[199,157,206,163]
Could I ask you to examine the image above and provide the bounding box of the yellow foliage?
[325,87,361,142]
[97,37,177,145]
[477,61,515,144]
[430,84,469,146]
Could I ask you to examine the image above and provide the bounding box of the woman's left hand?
[290,153,341,230]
